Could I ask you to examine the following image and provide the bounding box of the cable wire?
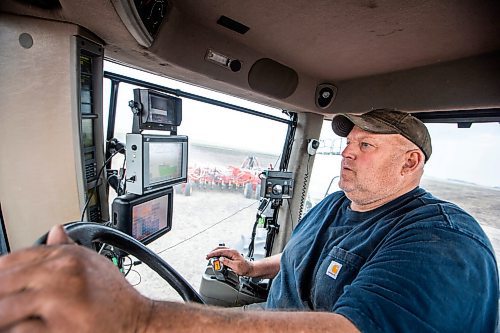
[324,176,340,198]
[157,200,258,254]
[80,149,124,221]
[297,155,311,223]
[128,269,142,287]
[273,152,282,170]
[247,215,259,259]
[247,198,271,258]
[119,154,127,195]
[286,198,295,231]
[122,256,133,277]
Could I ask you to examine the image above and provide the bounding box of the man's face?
[338,126,411,206]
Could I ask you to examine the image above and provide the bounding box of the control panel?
[76,36,108,222]
[260,170,294,199]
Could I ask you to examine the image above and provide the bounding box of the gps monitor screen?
[146,142,184,185]
[131,194,169,241]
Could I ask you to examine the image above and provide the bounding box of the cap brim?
[331,114,355,137]
[332,113,400,137]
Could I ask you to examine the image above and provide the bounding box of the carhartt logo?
[326,260,342,279]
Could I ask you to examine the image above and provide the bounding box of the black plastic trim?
[14,0,61,10]
[217,15,250,34]
[103,71,291,124]
[105,79,120,169]
[413,109,500,124]
[0,203,10,255]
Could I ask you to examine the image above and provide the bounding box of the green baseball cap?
[331,109,432,161]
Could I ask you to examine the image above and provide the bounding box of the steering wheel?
[36,222,205,304]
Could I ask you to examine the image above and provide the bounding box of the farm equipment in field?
[175,157,264,198]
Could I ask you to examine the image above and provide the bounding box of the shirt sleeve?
[332,223,499,333]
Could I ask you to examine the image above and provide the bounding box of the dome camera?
[315,83,337,109]
[308,139,320,155]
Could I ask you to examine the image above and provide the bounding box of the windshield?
[103,61,289,300]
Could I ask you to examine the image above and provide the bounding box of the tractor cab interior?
[0,0,499,310]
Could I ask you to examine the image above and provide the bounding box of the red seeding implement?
[175,157,264,198]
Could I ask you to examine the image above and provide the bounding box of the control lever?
[209,257,228,281]
[209,243,230,281]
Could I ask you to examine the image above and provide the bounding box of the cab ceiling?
[175,0,500,80]
[1,0,500,115]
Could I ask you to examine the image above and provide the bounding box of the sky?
[424,123,500,188]
[103,61,288,156]
[315,121,500,188]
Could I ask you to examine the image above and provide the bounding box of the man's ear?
[402,150,424,175]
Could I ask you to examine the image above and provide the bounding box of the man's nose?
[341,143,355,159]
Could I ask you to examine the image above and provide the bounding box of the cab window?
[103,61,289,300]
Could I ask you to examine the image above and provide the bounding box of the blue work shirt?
[266,187,499,332]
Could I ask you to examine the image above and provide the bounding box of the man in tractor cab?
[0,109,497,332]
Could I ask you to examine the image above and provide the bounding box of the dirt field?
[420,177,500,228]
[128,190,259,302]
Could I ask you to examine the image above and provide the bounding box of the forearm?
[142,301,359,333]
[247,253,281,279]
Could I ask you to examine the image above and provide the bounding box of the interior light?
[205,49,230,67]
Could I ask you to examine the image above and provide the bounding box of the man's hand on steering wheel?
[0,225,152,333]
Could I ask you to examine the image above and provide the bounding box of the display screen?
[131,195,169,241]
[80,75,92,104]
[150,94,171,111]
[81,119,94,147]
[80,54,92,74]
[147,142,184,185]
[149,94,176,124]
[84,151,95,161]
[80,74,93,114]
[135,89,182,130]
